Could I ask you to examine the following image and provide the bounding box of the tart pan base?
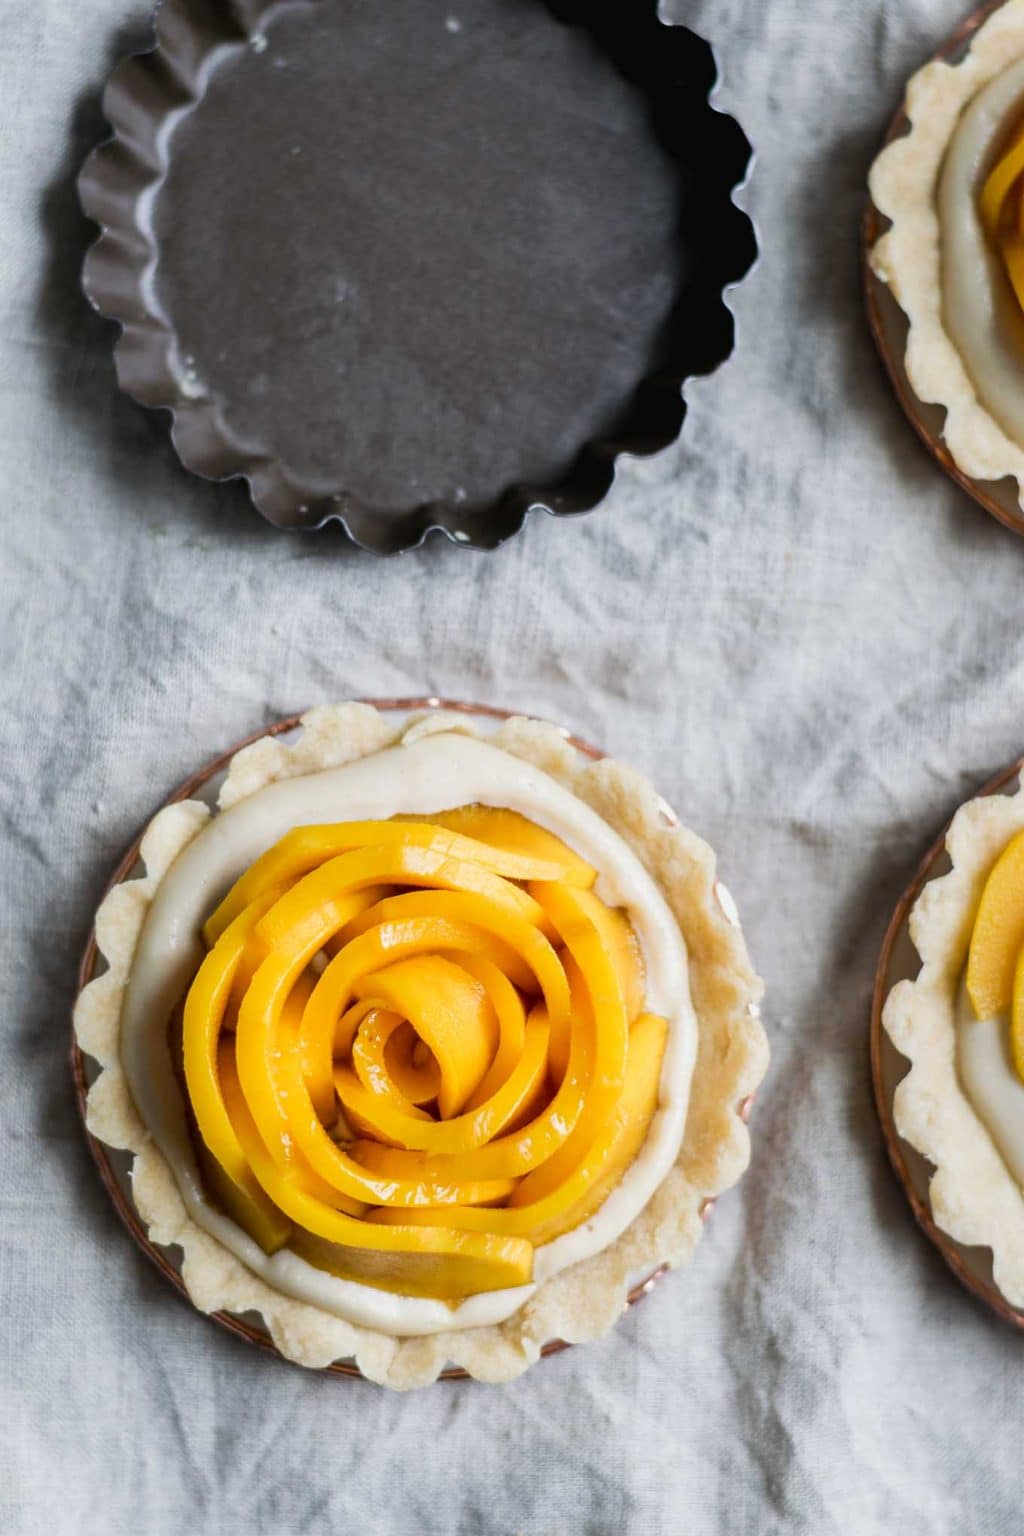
[78,0,756,552]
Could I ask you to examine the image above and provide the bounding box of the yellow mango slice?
[504,880,630,1201]
[336,1012,549,1155]
[601,905,647,1024]
[353,955,498,1118]
[349,1005,436,1114]
[210,1044,299,1248]
[512,1011,666,1240]
[1003,237,1024,314]
[173,983,291,1255]
[204,820,570,945]
[399,806,596,889]
[458,955,529,1108]
[981,119,1024,239]
[343,956,531,1132]
[286,1226,531,1301]
[337,889,540,992]
[966,829,1024,1019]
[381,1017,442,1104]
[979,118,1024,316]
[255,843,545,952]
[549,904,643,1085]
[1011,945,1024,1085]
[182,888,293,1247]
[231,884,385,1019]
[194,1139,291,1254]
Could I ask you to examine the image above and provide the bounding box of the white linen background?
[2,0,1022,1531]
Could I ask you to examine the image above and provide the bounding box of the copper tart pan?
[77,0,756,554]
[871,753,1024,1328]
[72,697,753,1378]
[862,0,1024,537]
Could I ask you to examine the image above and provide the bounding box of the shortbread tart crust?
[73,703,767,1389]
[869,0,1024,497]
[882,776,1024,1306]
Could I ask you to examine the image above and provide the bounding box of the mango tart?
[883,772,1024,1308]
[868,0,1024,498]
[74,704,766,1389]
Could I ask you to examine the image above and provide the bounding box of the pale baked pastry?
[883,775,1024,1305]
[869,0,1024,497]
[73,703,767,1388]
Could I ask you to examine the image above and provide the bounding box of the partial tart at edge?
[866,0,1024,534]
[875,755,1024,1324]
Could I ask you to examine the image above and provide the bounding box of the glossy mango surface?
[181,809,667,1299]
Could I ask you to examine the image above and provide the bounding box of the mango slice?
[204,819,574,945]
[349,1005,437,1114]
[353,955,497,1117]
[398,806,597,890]
[179,809,669,1300]
[966,829,1024,1020]
[980,117,1024,315]
[1011,945,1024,1084]
[182,888,295,1247]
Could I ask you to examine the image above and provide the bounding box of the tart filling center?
[121,730,697,1335]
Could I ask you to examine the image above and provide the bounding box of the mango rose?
[181,809,668,1301]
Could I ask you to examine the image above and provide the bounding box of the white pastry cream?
[957,978,1024,1188]
[939,57,1024,445]
[120,730,697,1336]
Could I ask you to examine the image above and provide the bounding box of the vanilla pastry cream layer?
[958,979,1024,1188]
[940,57,1024,444]
[121,730,697,1336]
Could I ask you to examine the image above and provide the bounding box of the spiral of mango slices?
[180,808,669,1301]
[980,116,1024,314]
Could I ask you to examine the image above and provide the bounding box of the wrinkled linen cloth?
[3,0,1024,1531]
